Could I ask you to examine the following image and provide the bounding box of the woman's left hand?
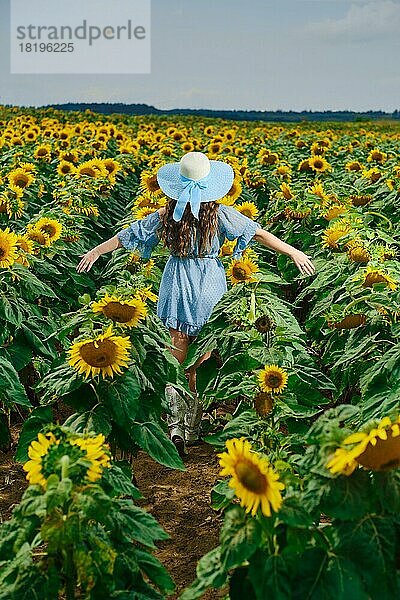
[290,249,316,276]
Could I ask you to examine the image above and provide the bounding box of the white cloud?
[302,1,400,42]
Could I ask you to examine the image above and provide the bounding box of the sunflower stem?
[343,296,370,314]
[364,211,393,230]
[64,545,76,600]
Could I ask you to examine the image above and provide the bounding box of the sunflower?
[376,244,397,262]
[26,227,50,247]
[24,129,38,142]
[102,158,121,178]
[258,151,279,166]
[23,431,111,489]
[23,432,58,488]
[59,150,79,163]
[68,325,131,379]
[226,256,259,285]
[218,176,242,205]
[219,239,237,257]
[72,203,99,217]
[71,434,111,482]
[254,314,275,333]
[349,194,372,207]
[362,265,397,291]
[135,285,158,303]
[15,234,34,266]
[15,234,34,254]
[298,159,312,172]
[0,227,19,268]
[33,144,52,160]
[254,391,274,417]
[322,204,348,221]
[345,160,364,171]
[258,364,288,394]
[132,206,157,220]
[182,141,195,153]
[308,156,332,173]
[217,437,285,517]
[27,217,63,245]
[308,182,327,199]
[8,168,35,190]
[346,241,371,263]
[321,221,353,250]
[280,182,294,200]
[274,164,292,178]
[140,170,163,197]
[91,294,148,327]
[327,313,367,330]
[75,159,108,178]
[236,201,259,220]
[362,167,381,183]
[57,160,76,176]
[143,259,155,277]
[7,183,24,199]
[15,164,36,177]
[327,415,400,474]
[367,149,387,164]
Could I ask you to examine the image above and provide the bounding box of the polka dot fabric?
[116,204,262,336]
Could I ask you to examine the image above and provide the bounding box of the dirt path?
[134,442,227,599]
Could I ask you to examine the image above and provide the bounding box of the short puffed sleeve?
[116,210,161,259]
[218,204,263,259]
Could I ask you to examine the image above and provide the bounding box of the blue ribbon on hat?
[172,174,209,222]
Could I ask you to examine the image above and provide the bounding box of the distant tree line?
[35,102,400,122]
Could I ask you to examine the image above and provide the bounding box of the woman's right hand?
[290,249,316,276]
[76,248,100,273]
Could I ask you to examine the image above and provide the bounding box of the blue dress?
[116,204,263,336]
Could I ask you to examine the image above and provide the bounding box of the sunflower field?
[0,104,400,599]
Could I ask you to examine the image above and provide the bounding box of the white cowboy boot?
[184,390,203,445]
[165,384,188,456]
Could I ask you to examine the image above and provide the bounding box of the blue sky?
[1,0,399,111]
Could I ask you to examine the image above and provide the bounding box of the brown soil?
[135,443,227,599]
[0,424,27,523]
[0,425,227,599]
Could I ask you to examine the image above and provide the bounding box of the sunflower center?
[79,339,117,367]
[232,265,250,280]
[235,459,267,494]
[0,248,5,258]
[265,374,283,388]
[357,431,400,471]
[102,302,138,323]
[314,160,323,168]
[15,176,29,188]
[40,224,57,236]
[80,167,97,177]
[147,176,160,192]
[227,184,237,196]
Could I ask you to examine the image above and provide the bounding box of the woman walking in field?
[77,152,315,456]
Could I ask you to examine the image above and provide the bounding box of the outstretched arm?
[253,228,316,276]
[76,234,123,273]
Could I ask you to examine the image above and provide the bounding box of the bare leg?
[165,328,191,454]
[185,334,212,445]
[187,346,212,393]
[169,327,190,364]
[168,328,211,391]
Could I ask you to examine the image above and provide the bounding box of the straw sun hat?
[156,151,234,222]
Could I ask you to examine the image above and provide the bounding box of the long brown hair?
[159,199,219,257]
